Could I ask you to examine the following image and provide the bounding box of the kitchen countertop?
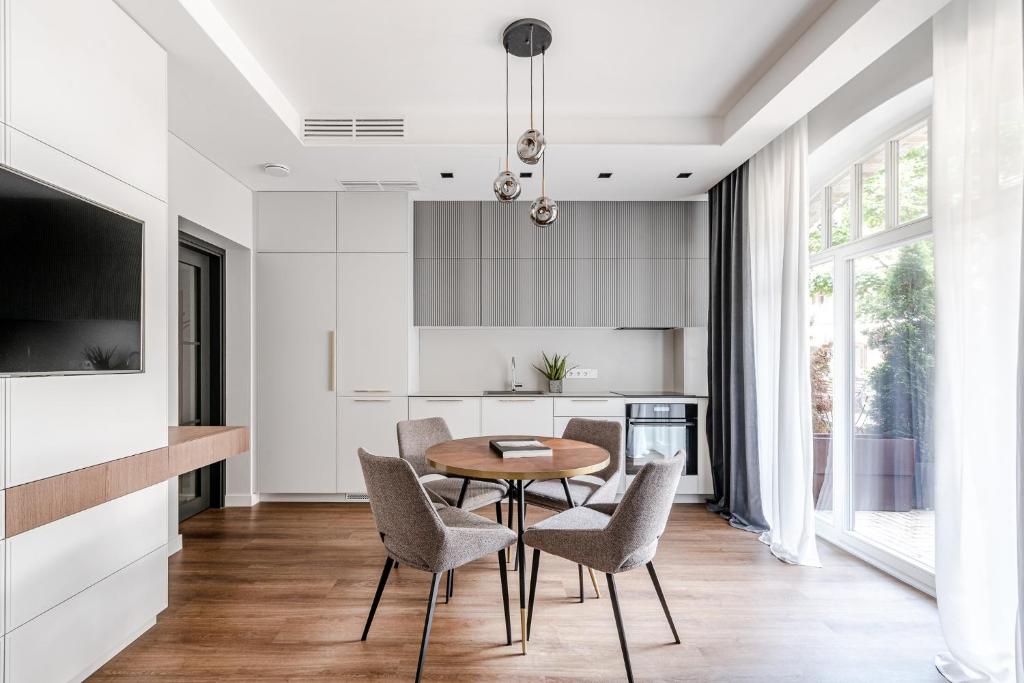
[410,391,708,398]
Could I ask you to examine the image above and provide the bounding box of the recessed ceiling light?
[676,172,692,178]
[263,163,290,178]
[440,172,454,179]
[520,172,533,178]
[598,172,613,179]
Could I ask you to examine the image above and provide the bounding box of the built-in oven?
[625,402,698,476]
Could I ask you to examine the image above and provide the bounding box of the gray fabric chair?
[397,417,509,514]
[358,449,516,683]
[523,455,684,683]
[522,417,623,600]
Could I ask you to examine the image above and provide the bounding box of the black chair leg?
[361,556,394,641]
[415,573,442,683]
[578,564,585,603]
[527,548,540,640]
[450,568,455,598]
[507,486,518,571]
[495,499,503,525]
[606,573,634,683]
[647,562,680,644]
[498,548,511,645]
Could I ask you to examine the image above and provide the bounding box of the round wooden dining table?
[426,435,609,655]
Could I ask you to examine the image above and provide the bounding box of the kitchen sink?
[482,390,545,396]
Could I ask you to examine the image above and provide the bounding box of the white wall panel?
[7,0,167,199]
[6,482,167,631]
[6,131,168,486]
[5,545,167,683]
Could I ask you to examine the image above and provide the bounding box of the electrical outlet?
[566,368,598,379]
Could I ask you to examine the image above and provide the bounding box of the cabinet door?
[338,193,409,252]
[257,192,336,252]
[337,253,409,395]
[256,253,337,493]
[409,398,481,439]
[481,397,553,437]
[338,397,408,493]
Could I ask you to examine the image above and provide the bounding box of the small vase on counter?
[549,379,563,394]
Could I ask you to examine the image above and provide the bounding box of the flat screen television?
[0,166,144,376]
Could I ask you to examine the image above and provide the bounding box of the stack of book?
[489,439,552,458]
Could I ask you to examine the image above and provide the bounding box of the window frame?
[809,116,935,595]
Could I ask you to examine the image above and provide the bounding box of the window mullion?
[886,139,899,229]
[851,164,863,241]
[823,185,833,249]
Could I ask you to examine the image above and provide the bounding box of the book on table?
[489,439,552,458]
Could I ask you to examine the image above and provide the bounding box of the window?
[809,119,934,582]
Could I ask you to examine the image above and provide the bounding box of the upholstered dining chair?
[397,417,510,598]
[358,449,516,683]
[523,455,684,683]
[522,417,623,600]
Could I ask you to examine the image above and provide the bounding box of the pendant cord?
[505,49,509,173]
[529,25,534,130]
[541,49,546,196]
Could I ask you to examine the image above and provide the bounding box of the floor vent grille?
[346,493,370,502]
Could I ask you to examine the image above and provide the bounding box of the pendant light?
[499,19,557,228]
[529,48,557,227]
[493,49,521,202]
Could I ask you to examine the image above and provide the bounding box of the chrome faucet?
[511,355,524,392]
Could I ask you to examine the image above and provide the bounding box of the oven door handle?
[627,420,696,427]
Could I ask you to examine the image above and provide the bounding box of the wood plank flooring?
[90,503,945,682]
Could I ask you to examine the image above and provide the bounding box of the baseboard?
[71,616,156,683]
[257,493,365,503]
[674,494,710,504]
[225,493,260,507]
[167,533,183,556]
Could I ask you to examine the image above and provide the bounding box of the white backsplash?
[416,327,708,394]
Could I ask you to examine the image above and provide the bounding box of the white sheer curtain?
[932,0,1023,680]
[746,118,821,567]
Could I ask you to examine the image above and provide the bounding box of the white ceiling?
[117,0,949,200]
[208,0,829,119]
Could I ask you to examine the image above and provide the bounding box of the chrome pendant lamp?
[493,49,521,202]
[499,19,557,227]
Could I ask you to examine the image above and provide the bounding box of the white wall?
[167,135,256,522]
[417,328,677,393]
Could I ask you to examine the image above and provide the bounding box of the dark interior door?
[178,237,225,521]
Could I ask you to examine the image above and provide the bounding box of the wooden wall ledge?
[5,426,249,538]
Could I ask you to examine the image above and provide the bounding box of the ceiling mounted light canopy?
[494,18,557,227]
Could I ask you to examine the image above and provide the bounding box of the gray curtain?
[706,163,768,532]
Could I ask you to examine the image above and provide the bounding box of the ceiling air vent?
[337,180,420,192]
[303,116,404,143]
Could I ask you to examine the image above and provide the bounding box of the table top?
[426,436,609,481]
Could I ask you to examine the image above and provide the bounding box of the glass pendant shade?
[517,129,546,165]
[493,170,521,202]
[530,195,558,227]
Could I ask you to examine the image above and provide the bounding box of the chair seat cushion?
[424,477,508,511]
[432,506,517,572]
[523,506,626,574]
[523,475,604,510]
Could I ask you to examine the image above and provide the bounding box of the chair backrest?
[604,454,684,564]
[396,417,452,478]
[562,417,623,483]
[358,448,446,566]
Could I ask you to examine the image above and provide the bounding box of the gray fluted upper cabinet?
[617,202,686,259]
[549,258,617,326]
[616,259,686,328]
[257,192,337,252]
[414,202,482,325]
[482,201,541,258]
[543,202,617,258]
[481,258,549,326]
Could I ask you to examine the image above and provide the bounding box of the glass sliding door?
[809,118,935,587]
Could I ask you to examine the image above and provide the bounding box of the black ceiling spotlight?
[598,172,613,179]
[520,172,533,178]
[676,172,692,178]
[440,172,454,179]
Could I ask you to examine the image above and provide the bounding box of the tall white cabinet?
[256,192,411,495]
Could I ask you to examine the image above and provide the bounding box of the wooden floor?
[91,503,945,682]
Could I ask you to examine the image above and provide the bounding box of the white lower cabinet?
[6,544,167,683]
[6,482,167,631]
[338,397,409,494]
[408,397,481,439]
[481,397,553,437]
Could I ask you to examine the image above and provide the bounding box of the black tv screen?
[0,166,143,376]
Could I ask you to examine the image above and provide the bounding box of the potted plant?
[534,352,575,394]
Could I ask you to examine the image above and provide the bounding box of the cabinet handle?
[354,389,391,393]
[499,399,535,403]
[328,331,336,392]
[426,399,464,403]
[571,399,608,403]
[354,399,392,403]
